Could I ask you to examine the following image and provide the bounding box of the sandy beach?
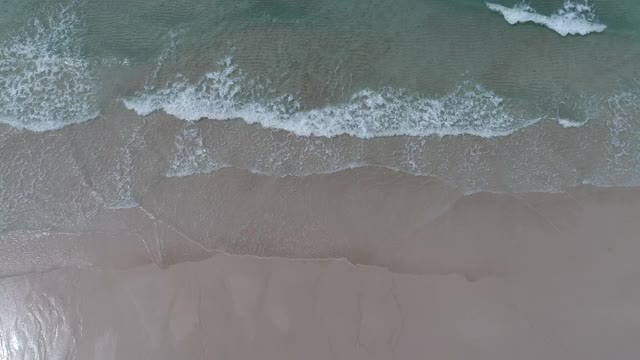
[3,175,640,359]
[3,111,640,359]
[3,0,640,358]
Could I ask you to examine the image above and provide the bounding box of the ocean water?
[3,2,640,358]
[1,0,640,229]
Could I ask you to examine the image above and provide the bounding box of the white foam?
[107,124,144,209]
[0,8,99,132]
[606,89,640,165]
[108,197,140,210]
[124,57,541,139]
[486,1,606,36]
[167,127,228,177]
[558,118,587,128]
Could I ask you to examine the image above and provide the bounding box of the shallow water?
[2,1,640,359]
[1,1,639,192]
[0,0,638,233]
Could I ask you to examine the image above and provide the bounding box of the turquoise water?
[1,0,639,191]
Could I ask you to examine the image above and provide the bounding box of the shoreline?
[3,165,640,278]
[4,209,640,359]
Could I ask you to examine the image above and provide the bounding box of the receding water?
[0,0,639,230]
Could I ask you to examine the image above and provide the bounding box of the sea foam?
[167,127,228,177]
[124,57,541,139]
[558,118,587,128]
[486,1,606,36]
[0,8,99,132]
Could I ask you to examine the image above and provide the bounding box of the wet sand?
[2,0,640,357]
[2,166,640,359]
[2,111,640,359]
[4,165,640,276]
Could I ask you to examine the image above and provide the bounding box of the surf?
[0,8,99,132]
[123,57,542,139]
[486,1,607,36]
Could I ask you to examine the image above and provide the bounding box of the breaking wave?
[123,57,542,139]
[486,1,607,36]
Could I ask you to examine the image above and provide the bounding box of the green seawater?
[1,0,638,101]
[1,0,639,188]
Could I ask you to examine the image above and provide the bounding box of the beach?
[3,172,640,358]
[2,0,640,358]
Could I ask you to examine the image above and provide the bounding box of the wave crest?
[486,1,606,36]
[0,8,99,132]
[123,57,541,139]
